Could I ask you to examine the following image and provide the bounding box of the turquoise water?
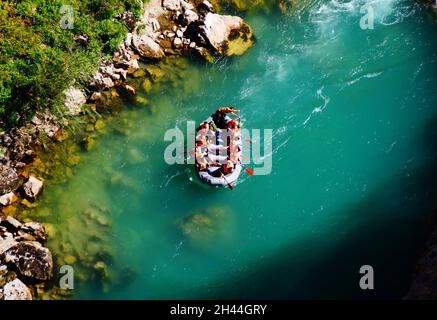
[37,0,437,299]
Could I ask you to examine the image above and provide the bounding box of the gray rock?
[89,92,102,102]
[0,192,16,206]
[162,0,183,11]
[199,13,245,54]
[2,241,53,281]
[198,0,214,12]
[23,176,43,201]
[0,238,17,255]
[0,165,20,195]
[2,278,32,300]
[180,9,199,26]
[20,222,47,242]
[131,34,165,60]
[173,37,183,49]
[4,216,22,229]
[63,87,86,116]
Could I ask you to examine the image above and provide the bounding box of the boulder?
[132,34,165,60]
[3,216,22,230]
[0,264,16,287]
[180,9,199,26]
[0,192,17,207]
[23,176,43,201]
[198,0,215,12]
[20,222,47,242]
[0,165,20,195]
[173,37,183,49]
[63,87,86,115]
[162,0,183,11]
[199,13,255,56]
[2,279,32,300]
[0,238,17,255]
[2,241,53,281]
[89,92,102,102]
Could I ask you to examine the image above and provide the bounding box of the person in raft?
[211,107,240,129]
[195,138,209,171]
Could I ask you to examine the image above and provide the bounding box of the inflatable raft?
[195,116,242,187]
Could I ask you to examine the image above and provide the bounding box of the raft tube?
[195,116,242,187]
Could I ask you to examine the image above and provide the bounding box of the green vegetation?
[0,0,147,128]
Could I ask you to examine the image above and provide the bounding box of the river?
[34,0,437,299]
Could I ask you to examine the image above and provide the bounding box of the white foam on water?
[303,86,331,126]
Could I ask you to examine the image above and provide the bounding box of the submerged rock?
[23,176,43,201]
[199,13,254,56]
[2,241,53,281]
[2,278,32,300]
[179,206,232,244]
[0,165,20,195]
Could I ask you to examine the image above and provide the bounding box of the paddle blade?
[244,168,255,176]
[227,183,234,190]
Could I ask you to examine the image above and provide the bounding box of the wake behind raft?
[195,107,243,189]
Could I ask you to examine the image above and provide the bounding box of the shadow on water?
[196,113,437,299]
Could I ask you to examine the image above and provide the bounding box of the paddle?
[242,166,254,176]
[221,173,234,190]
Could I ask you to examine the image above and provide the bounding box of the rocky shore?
[0,0,256,299]
[0,216,54,300]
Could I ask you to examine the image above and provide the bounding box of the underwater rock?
[127,148,147,165]
[63,87,86,116]
[132,34,165,60]
[195,46,215,63]
[2,241,53,281]
[0,192,17,207]
[82,136,96,152]
[179,206,231,243]
[0,165,20,195]
[2,278,32,300]
[142,78,153,93]
[133,69,146,78]
[23,176,43,201]
[145,65,166,81]
[199,12,254,56]
[94,119,106,131]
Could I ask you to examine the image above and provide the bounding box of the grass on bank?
[0,0,147,129]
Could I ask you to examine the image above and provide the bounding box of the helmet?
[227,119,238,129]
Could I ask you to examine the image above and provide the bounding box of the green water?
[36,0,437,299]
